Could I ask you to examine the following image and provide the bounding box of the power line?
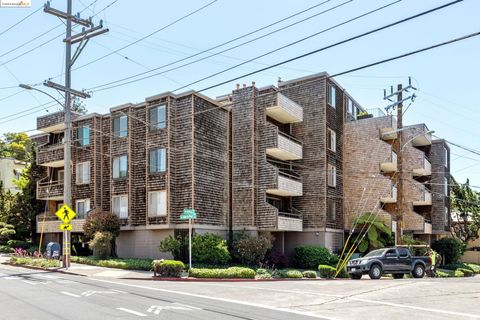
[87,0,342,91]
[0,6,42,38]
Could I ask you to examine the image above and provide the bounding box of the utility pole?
[43,0,108,268]
[384,78,416,245]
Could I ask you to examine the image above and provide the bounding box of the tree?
[72,97,88,115]
[83,211,120,256]
[451,178,480,243]
[353,213,394,253]
[0,132,31,161]
[0,222,15,243]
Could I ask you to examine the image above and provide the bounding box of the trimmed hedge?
[71,256,153,271]
[9,256,60,269]
[293,245,333,269]
[189,267,255,279]
[318,265,336,279]
[153,260,185,277]
[302,270,317,279]
[255,268,272,279]
[457,268,474,277]
[442,263,480,274]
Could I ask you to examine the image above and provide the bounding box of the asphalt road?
[1,263,480,320]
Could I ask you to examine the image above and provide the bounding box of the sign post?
[179,208,197,269]
[55,204,76,270]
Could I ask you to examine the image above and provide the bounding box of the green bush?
[83,211,120,239]
[255,268,272,279]
[272,269,303,278]
[158,236,183,260]
[431,237,466,265]
[286,270,303,278]
[153,260,185,277]
[302,270,317,278]
[9,256,60,268]
[192,233,230,265]
[231,233,273,266]
[0,245,13,253]
[336,267,349,278]
[318,265,336,279]
[89,232,113,259]
[71,256,153,271]
[189,267,255,279]
[442,263,480,274]
[6,240,30,249]
[293,245,333,269]
[437,268,465,278]
[457,268,474,277]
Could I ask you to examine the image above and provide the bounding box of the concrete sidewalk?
[0,254,152,279]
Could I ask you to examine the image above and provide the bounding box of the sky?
[0,0,479,187]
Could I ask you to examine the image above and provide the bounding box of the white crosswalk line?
[116,308,147,317]
[22,280,37,285]
[61,291,81,298]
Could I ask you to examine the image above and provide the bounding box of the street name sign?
[180,208,197,220]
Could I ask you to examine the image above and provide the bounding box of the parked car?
[346,247,431,280]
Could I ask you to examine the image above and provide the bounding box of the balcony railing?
[36,214,86,233]
[266,131,303,161]
[413,157,432,176]
[380,186,397,203]
[37,111,80,133]
[37,143,64,167]
[380,152,397,173]
[411,124,432,147]
[37,180,64,200]
[266,93,303,123]
[413,191,432,206]
[267,171,302,197]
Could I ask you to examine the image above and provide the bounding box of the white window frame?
[148,190,167,217]
[328,164,336,187]
[112,195,128,219]
[327,128,336,152]
[75,199,90,219]
[75,161,90,185]
[327,84,336,108]
[113,155,128,179]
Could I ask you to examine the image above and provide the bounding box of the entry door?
[383,249,398,271]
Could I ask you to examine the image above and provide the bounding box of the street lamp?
[400,130,435,151]
[19,84,64,108]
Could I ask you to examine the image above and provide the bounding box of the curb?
[2,262,86,277]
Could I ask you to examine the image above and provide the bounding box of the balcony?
[277,210,303,232]
[36,214,86,233]
[380,186,397,203]
[37,111,80,133]
[413,191,432,206]
[411,124,432,147]
[266,131,302,161]
[413,157,432,177]
[266,93,303,123]
[379,115,398,140]
[37,143,64,167]
[380,152,397,173]
[37,180,63,200]
[267,172,302,197]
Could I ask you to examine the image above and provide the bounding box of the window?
[444,177,448,195]
[58,170,64,182]
[391,151,398,164]
[443,146,448,166]
[77,126,90,146]
[328,164,336,187]
[75,162,90,184]
[445,207,449,225]
[149,148,166,173]
[112,195,128,218]
[327,128,336,152]
[56,202,63,212]
[75,199,90,219]
[347,98,353,115]
[327,199,335,221]
[327,84,336,108]
[398,248,409,258]
[113,155,128,179]
[148,191,167,217]
[149,104,166,130]
[112,115,128,137]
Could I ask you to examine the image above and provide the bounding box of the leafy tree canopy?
[451,178,480,243]
[0,132,31,161]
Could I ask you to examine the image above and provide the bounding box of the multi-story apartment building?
[0,157,25,193]
[32,72,450,258]
[344,110,451,243]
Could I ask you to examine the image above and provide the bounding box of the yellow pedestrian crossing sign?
[55,204,76,223]
[59,224,73,231]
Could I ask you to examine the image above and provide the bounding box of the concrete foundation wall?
[283,230,344,258]
[116,229,174,259]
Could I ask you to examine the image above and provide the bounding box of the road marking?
[61,291,81,298]
[147,305,197,315]
[81,290,124,297]
[116,308,147,317]
[349,297,480,319]
[3,276,21,280]
[90,278,335,320]
[36,274,61,279]
[22,280,37,285]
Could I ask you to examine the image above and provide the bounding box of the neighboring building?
[344,110,451,244]
[0,157,25,193]
[32,72,451,258]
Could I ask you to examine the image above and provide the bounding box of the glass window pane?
[113,157,119,178]
[160,149,166,172]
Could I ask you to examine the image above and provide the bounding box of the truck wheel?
[412,264,425,278]
[393,273,404,279]
[369,264,382,280]
[350,274,362,280]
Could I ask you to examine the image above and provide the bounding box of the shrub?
[158,236,183,260]
[293,245,332,269]
[286,270,303,278]
[10,256,60,268]
[255,268,272,279]
[457,268,474,277]
[0,245,13,253]
[153,260,185,277]
[232,233,273,266]
[272,269,302,278]
[442,263,480,274]
[263,251,288,269]
[189,267,255,279]
[431,237,466,265]
[71,256,152,271]
[318,265,336,279]
[6,240,30,249]
[302,270,317,278]
[192,233,230,265]
[0,222,15,242]
[89,232,113,259]
[83,211,120,239]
